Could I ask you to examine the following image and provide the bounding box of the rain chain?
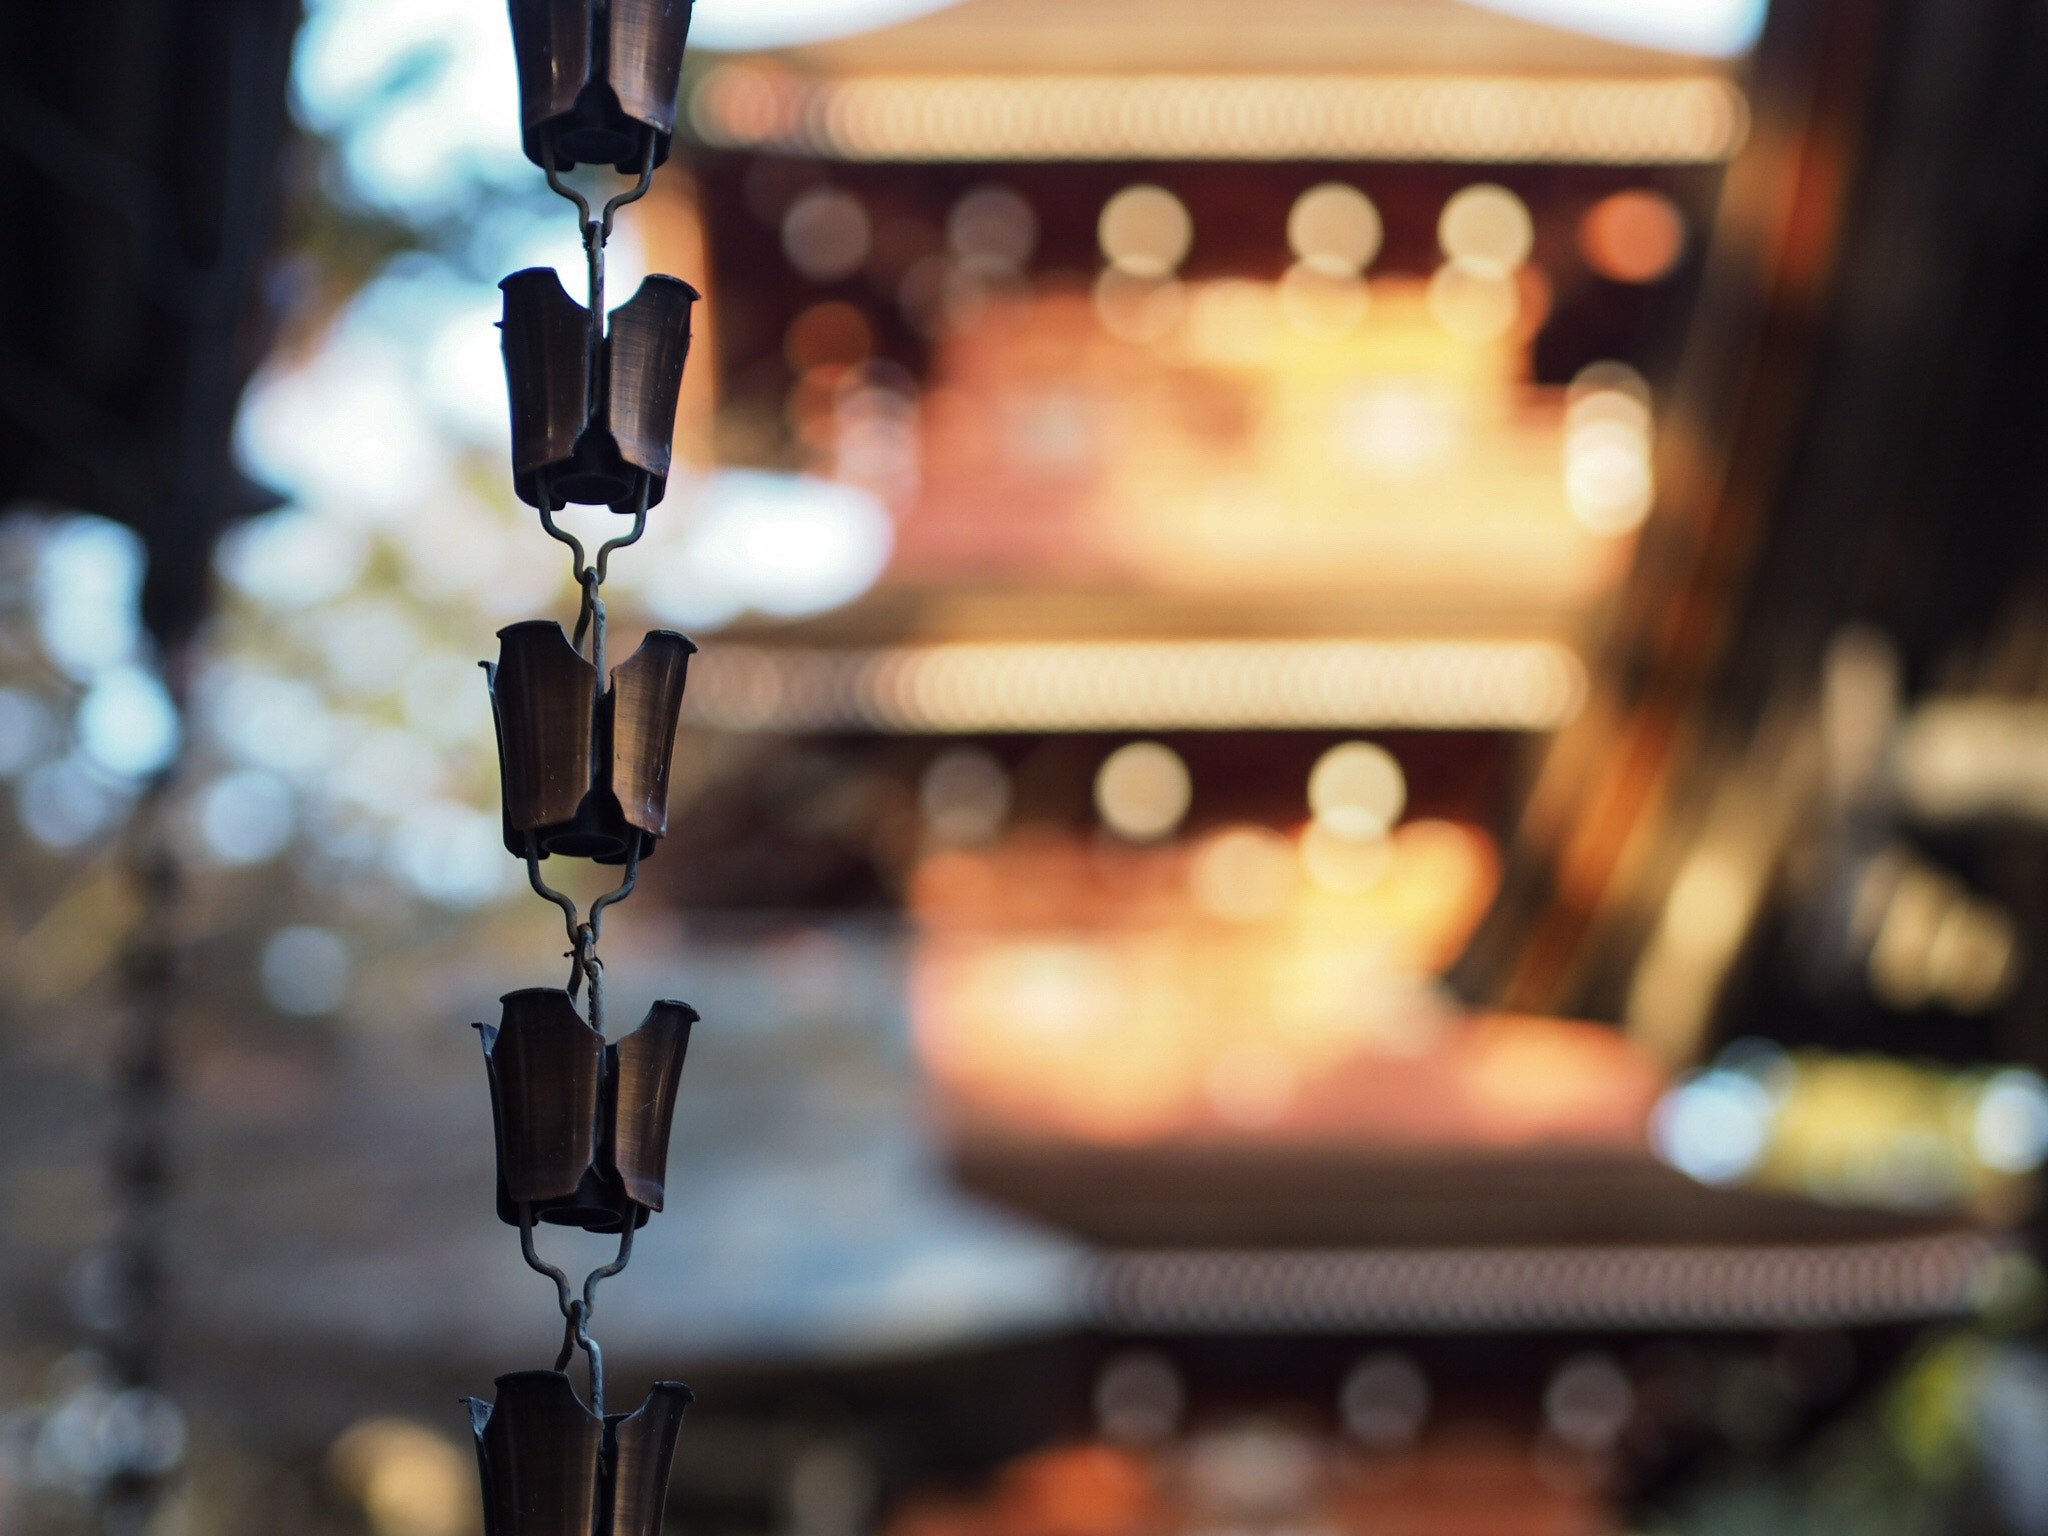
[464,5,703,1532]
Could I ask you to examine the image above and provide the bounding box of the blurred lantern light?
[1308,741,1406,838]
[921,747,1011,846]
[1300,819,1395,895]
[1186,1424,1320,1518]
[18,756,129,848]
[0,688,54,776]
[1288,184,1383,276]
[36,517,144,682]
[1973,1071,2048,1175]
[1897,699,2048,824]
[1426,262,1520,342]
[1568,357,1652,409]
[1191,826,1296,922]
[1340,1352,1430,1451]
[1564,423,1654,531]
[948,184,1037,270]
[783,187,872,281]
[1463,0,1766,57]
[1439,184,1534,277]
[1860,854,2019,1014]
[691,0,966,49]
[76,666,181,779]
[1094,1351,1185,1446]
[1650,1068,1776,1184]
[1579,189,1687,282]
[1542,1354,1633,1453]
[1564,361,1657,534]
[1277,263,1368,339]
[1567,383,1653,438]
[1095,742,1192,842]
[197,770,297,866]
[1431,183,1533,341]
[1338,383,1461,477]
[1099,185,1193,279]
[1093,268,1186,344]
[329,1417,477,1536]
[262,924,352,1015]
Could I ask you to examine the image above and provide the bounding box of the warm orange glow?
[785,300,876,371]
[887,1425,1611,1536]
[637,166,717,465]
[907,820,1665,1147]
[890,1444,1160,1536]
[684,638,1591,734]
[692,68,1749,166]
[1578,188,1688,283]
[893,280,1639,619]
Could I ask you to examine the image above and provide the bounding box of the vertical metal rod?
[580,1321,605,1419]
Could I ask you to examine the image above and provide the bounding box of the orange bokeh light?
[907,820,1661,1148]
[1577,189,1687,284]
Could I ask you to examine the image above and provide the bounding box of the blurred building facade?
[10,0,2048,1534]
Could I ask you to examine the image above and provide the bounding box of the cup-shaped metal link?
[468,1371,604,1536]
[489,621,631,860]
[489,624,694,863]
[480,990,610,1227]
[605,0,692,164]
[605,1382,695,1536]
[480,992,697,1231]
[509,0,696,172]
[468,1374,693,1536]
[507,0,592,170]
[608,1000,696,1211]
[602,277,699,511]
[609,630,695,842]
[501,269,595,511]
[500,271,698,513]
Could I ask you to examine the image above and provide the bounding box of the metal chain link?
[518,1202,635,1417]
[504,137,667,1388]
